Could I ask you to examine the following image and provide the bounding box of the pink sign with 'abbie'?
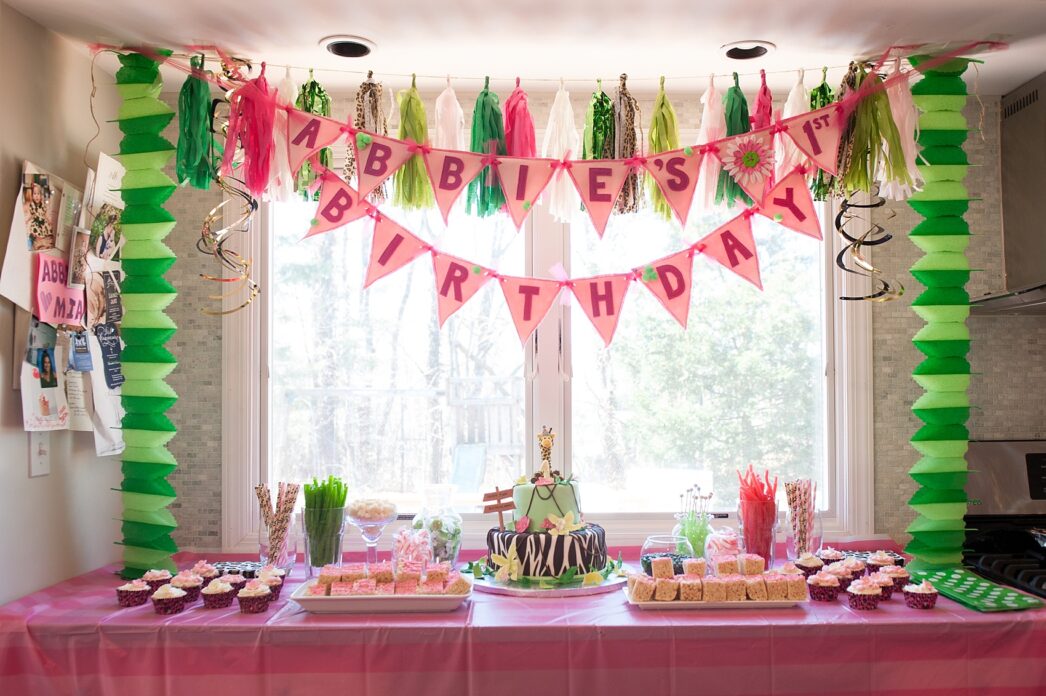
[423,148,489,223]
[571,274,632,346]
[643,149,704,226]
[364,217,429,288]
[566,160,632,238]
[633,248,696,329]
[432,253,492,326]
[757,168,822,240]
[305,171,372,238]
[695,213,763,290]
[496,157,558,229]
[353,133,415,200]
[285,110,346,175]
[35,254,84,326]
[499,276,561,345]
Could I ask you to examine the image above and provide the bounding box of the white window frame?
[221,194,876,552]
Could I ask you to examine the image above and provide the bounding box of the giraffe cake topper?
[532,426,562,484]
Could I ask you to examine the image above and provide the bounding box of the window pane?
[570,207,826,513]
[269,203,526,511]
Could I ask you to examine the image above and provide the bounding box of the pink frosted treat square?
[631,576,656,602]
[712,555,739,576]
[306,582,329,596]
[340,563,368,583]
[418,580,444,595]
[444,572,472,595]
[375,582,395,595]
[351,579,377,595]
[396,560,424,584]
[702,576,728,602]
[654,578,679,601]
[329,582,354,596]
[369,561,394,583]
[650,556,675,579]
[739,554,765,576]
[395,580,419,595]
[679,576,703,601]
[745,576,768,601]
[426,561,452,584]
[722,574,747,601]
[318,565,342,586]
[785,574,808,601]
[764,574,788,601]
[682,558,707,576]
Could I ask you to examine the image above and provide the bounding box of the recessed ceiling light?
[320,35,376,58]
[721,40,776,60]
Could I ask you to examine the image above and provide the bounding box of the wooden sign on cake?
[481,487,514,531]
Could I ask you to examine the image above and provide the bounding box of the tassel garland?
[716,73,753,207]
[751,69,773,130]
[647,76,680,220]
[808,68,836,201]
[393,75,434,210]
[583,80,614,160]
[434,80,465,150]
[504,78,537,157]
[839,63,910,195]
[346,72,390,204]
[268,66,298,202]
[880,58,924,200]
[776,69,810,181]
[294,69,332,200]
[175,55,214,190]
[541,83,580,222]
[695,75,725,209]
[220,63,276,199]
[613,74,642,213]
[466,76,507,217]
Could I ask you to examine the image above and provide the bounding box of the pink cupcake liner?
[116,589,150,608]
[807,584,839,602]
[866,562,892,575]
[151,597,186,615]
[174,585,202,603]
[877,584,894,600]
[201,590,236,609]
[904,590,938,610]
[889,575,911,591]
[145,579,170,593]
[795,564,822,578]
[847,593,880,611]
[834,575,853,591]
[238,595,269,614]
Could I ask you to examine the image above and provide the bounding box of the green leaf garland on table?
[114,51,180,578]
[905,55,973,572]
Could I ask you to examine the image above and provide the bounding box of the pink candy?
[393,528,432,565]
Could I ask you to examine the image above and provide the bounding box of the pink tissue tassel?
[220,63,277,199]
[695,75,725,209]
[503,78,536,158]
[750,69,774,130]
[775,69,810,182]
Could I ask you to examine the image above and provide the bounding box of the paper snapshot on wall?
[94,321,124,390]
[20,350,68,432]
[66,226,91,289]
[56,332,93,432]
[67,331,93,372]
[86,332,124,456]
[25,315,57,366]
[84,153,125,261]
[86,255,123,329]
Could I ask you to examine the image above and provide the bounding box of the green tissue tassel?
[716,73,752,207]
[809,68,836,201]
[393,75,434,210]
[647,77,680,220]
[466,77,506,217]
[583,81,614,160]
[839,65,910,195]
[175,55,213,189]
[296,70,332,200]
[904,56,973,572]
[115,51,179,578]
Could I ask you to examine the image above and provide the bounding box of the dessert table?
[2,551,1044,696]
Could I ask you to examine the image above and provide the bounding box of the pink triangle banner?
[305,170,373,238]
[695,213,762,290]
[423,148,489,223]
[499,276,562,344]
[497,157,558,229]
[784,108,845,176]
[633,248,696,329]
[566,160,632,238]
[571,274,632,346]
[364,216,430,288]
[352,132,415,200]
[643,149,704,226]
[713,129,776,205]
[433,253,493,327]
[756,168,822,240]
[286,109,347,175]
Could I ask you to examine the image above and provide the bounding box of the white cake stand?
[470,567,631,598]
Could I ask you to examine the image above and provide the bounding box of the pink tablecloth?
[2,554,1045,696]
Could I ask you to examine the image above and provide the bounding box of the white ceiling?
[7,0,1046,95]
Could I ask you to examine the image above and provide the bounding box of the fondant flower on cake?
[582,571,604,587]
[514,516,530,533]
[490,543,521,583]
[721,135,773,189]
[541,517,555,530]
[546,511,584,537]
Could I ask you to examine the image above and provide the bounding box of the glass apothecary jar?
[411,484,463,566]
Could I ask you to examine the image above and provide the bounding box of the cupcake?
[867,571,895,599]
[903,581,939,610]
[191,560,219,586]
[257,571,284,600]
[846,577,882,611]
[795,553,824,577]
[841,557,867,579]
[237,579,272,614]
[878,564,911,591]
[170,571,204,603]
[151,584,188,615]
[116,579,152,607]
[817,547,845,566]
[806,572,841,602]
[259,563,288,582]
[824,562,854,590]
[141,569,173,592]
[218,573,247,593]
[201,579,237,609]
[777,562,805,577]
[866,550,896,575]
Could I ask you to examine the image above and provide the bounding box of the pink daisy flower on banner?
[722,135,774,188]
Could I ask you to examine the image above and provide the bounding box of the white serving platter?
[622,587,808,610]
[290,581,471,614]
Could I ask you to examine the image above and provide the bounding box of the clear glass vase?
[785,507,822,561]
[640,535,695,575]
[302,507,346,577]
[671,512,714,560]
[737,500,778,568]
[412,484,464,566]
[259,513,299,574]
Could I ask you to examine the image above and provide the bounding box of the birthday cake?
[484,428,608,580]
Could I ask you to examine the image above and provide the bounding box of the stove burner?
[964,530,1046,599]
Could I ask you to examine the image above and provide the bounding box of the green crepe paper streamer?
[918,165,969,184]
[122,477,176,497]
[122,461,177,480]
[122,447,176,468]
[121,221,176,241]
[910,235,970,254]
[393,77,434,210]
[120,547,178,572]
[912,323,969,342]
[647,77,680,220]
[583,83,614,160]
[913,338,971,358]
[118,96,173,121]
[808,70,836,201]
[122,345,177,364]
[913,423,968,441]
[716,73,753,207]
[910,216,970,236]
[122,396,178,414]
[909,503,968,522]
[176,55,215,189]
[912,440,969,458]
[120,328,176,347]
[122,507,177,528]
[919,111,968,131]
[917,130,967,148]
[910,181,969,201]
[115,77,162,101]
[918,146,968,166]
[121,204,176,225]
[911,472,969,491]
[119,151,176,172]
[467,77,507,216]
[911,456,968,474]
[907,529,969,549]
[913,391,970,410]
[123,413,176,432]
[910,269,971,288]
[913,305,970,323]
[122,239,175,260]
[914,374,971,392]
[912,94,967,113]
[122,257,176,277]
[122,520,176,544]
[122,294,176,312]
[908,55,973,76]
[295,70,332,199]
[910,487,967,505]
[121,533,178,554]
[840,64,910,195]
[908,515,966,532]
[122,362,177,381]
[120,491,176,513]
[121,379,177,400]
[911,75,968,95]
[121,309,177,330]
[914,355,971,374]
[903,547,964,568]
[911,251,970,271]
[914,408,970,426]
[124,429,177,449]
[114,114,176,136]
[122,275,176,295]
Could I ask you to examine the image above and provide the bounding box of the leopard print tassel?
[613,74,642,213]
[344,71,389,204]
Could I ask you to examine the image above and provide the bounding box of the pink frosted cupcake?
[846,577,882,611]
[151,584,188,615]
[806,572,841,602]
[201,579,236,609]
[237,580,272,614]
[794,553,824,577]
[190,560,219,586]
[218,573,247,593]
[903,581,939,610]
[824,562,854,590]
[170,571,204,603]
[257,571,284,600]
[866,551,896,575]
[867,572,896,599]
[878,564,911,591]
[817,547,845,567]
[259,563,288,582]
[141,569,172,593]
[841,557,867,579]
[116,579,152,607]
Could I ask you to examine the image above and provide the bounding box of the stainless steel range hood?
[971,283,1046,316]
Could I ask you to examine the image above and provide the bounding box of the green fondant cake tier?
[512,481,582,532]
